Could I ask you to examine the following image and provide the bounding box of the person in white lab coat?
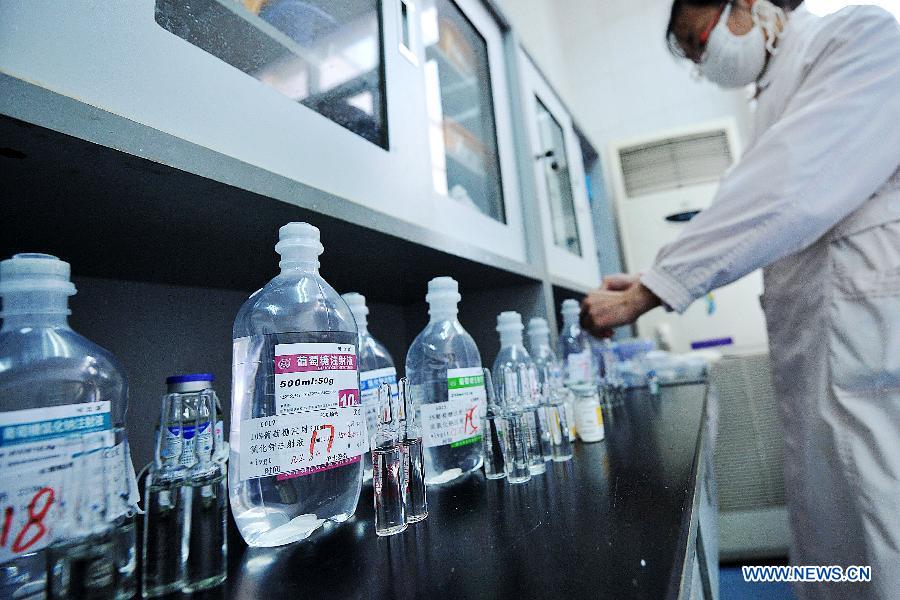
[579,1,900,598]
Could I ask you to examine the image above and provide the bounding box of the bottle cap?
[527,317,550,337]
[426,276,461,316]
[166,373,215,394]
[275,222,324,268]
[561,299,580,317]
[341,292,368,318]
[0,253,77,296]
[496,311,523,333]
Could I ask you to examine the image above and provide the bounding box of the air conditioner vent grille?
[619,130,732,198]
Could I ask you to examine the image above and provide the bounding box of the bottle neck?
[1,293,71,332]
[562,315,580,332]
[499,331,524,349]
[353,316,369,336]
[428,308,458,323]
[528,333,551,352]
[279,260,320,275]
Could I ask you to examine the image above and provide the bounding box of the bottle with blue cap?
[405,277,486,485]
[340,292,396,482]
[230,223,364,548]
[0,254,137,599]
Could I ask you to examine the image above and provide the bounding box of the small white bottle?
[572,386,605,443]
[341,292,396,482]
[557,299,598,386]
[405,277,486,485]
[229,223,365,548]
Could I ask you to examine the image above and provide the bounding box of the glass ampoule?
[142,395,191,598]
[481,369,507,480]
[541,366,573,462]
[398,378,428,523]
[517,364,546,475]
[500,366,531,484]
[372,384,407,536]
[184,391,227,593]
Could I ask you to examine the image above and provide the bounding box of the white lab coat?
[641,6,900,599]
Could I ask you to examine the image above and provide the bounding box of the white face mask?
[700,1,785,89]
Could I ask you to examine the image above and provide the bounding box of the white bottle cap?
[0,253,77,296]
[496,311,523,333]
[426,276,461,317]
[275,222,324,268]
[527,317,550,338]
[341,292,369,330]
[561,299,580,321]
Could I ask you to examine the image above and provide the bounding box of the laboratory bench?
[207,382,718,600]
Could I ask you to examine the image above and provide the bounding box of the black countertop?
[211,383,708,600]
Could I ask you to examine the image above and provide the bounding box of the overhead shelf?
[0,74,543,299]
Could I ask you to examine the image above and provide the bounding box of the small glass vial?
[500,366,531,484]
[480,369,507,480]
[541,367,573,462]
[398,378,428,523]
[184,391,227,592]
[142,395,191,598]
[518,364,546,475]
[572,385,605,443]
[372,384,407,536]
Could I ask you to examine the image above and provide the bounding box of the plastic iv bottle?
[405,277,486,485]
[0,254,135,599]
[557,299,598,386]
[341,292,397,482]
[528,317,574,441]
[229,223,365,548]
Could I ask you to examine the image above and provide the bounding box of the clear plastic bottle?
[0,254,134,598]
[341,292,396,482]
[557,299,598,386]
[229,223,365,548]
[405,277,485,485]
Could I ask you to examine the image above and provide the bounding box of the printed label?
[574,401,605,441]
[163,421,213,468]
[421,367,486,449]
[360,367,397,442]
[566,351,594,384]
[0,402,114,563]
[238,342,364,481]
[239,408,366,480]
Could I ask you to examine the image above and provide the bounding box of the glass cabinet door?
[535,97,581,256]
[518,49,599,287]
[420,0,505,223]
[156,0,387,148]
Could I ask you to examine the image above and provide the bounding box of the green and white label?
[421,367,486,449]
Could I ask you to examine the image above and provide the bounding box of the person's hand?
[580,274,661,337]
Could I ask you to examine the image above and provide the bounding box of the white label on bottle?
[0,402,112,562]
[238,342,364,481]
[574,400,605,442]
[104,440,140,519]
[420,367,486,449]
[566,351,593,384]
[360,367,397,442]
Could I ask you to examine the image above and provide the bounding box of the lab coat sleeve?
[641,8,900,313]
